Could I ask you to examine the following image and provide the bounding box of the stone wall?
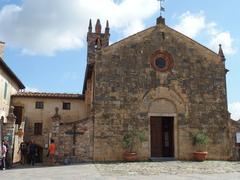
[2,107,23,165]
[11,96,89,163]
[0,63,19,123]
[57,118,93,162]
[93,23,230,161]
[85,74,94,113]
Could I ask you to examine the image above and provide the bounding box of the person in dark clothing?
[18,141,27,165]
[28,140,37,166]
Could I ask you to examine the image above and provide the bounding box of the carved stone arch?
[140,86,188,159]
[148,98,177,116]
[141,86,187,115]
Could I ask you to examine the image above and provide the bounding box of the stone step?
[150,157,176,162]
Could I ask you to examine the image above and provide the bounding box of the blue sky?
[0,0,239,119]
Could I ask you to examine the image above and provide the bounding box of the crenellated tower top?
[87,19,110,63]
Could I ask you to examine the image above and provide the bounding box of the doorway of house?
[150,116,174,157]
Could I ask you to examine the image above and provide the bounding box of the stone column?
[4,106,17,168]
[51,107,61,161]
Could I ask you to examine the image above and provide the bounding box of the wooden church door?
[150,116,174,157]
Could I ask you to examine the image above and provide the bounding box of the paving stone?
[95,161,240,176]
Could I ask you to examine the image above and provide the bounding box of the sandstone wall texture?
[11,96,90,163]
[92,23,230,161]
[51,114,93,163]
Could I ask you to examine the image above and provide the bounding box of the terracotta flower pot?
[193,151,208,161]
[122,151,137,161]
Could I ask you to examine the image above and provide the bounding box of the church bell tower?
[84,19,110,112]
[87,19,110,63]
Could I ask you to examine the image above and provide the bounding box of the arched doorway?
[149,99,176,158]
[141,86,187,159]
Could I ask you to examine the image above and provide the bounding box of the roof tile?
[12,92,84,99]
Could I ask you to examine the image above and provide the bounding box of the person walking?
[48,139,56,165]
[2,140,7,170]
[18,141,27,165]
[29,140,37,166]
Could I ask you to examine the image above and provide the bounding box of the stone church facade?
[85,17,232,161]
[2,16,240,163]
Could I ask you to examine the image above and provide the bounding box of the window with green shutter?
[4,82,8,99]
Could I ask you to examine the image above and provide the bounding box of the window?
[63,102,71,110]
[14,106,23,125]
[35,101,44,109]
[155,57,166,69]
[4,82,7,99]
[34,123,42,135]
[150,50,174,72]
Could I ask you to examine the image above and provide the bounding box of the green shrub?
[122,130,145,152]
[194,132,208,151]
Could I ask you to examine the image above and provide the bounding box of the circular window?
[155,57,166,69]
[150,50,173,72]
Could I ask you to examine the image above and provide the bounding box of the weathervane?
[157,0,165,16]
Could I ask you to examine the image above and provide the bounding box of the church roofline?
[104,23,219,57]
[0,57,25,89]
[106,26,155,50]
[81,20,221,97]
[12,92,84,100]
[166,25,219,56]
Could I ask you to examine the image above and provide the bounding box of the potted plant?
[122,129,145,161]
[193,132,208,161]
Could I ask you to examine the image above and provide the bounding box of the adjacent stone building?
[11,92,91,162]
[0,41,25,122]
[3,16,240,163]
[0,41,25,163]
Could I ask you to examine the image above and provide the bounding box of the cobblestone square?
[1,161,240,180]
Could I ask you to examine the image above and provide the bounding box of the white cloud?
[0,0,159,55]
[208,31,236,55]
[174,11,205,38]
[24,86,39,92]
[229,102,240,121]
[123,20,145,37]
[174,11,236,55]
